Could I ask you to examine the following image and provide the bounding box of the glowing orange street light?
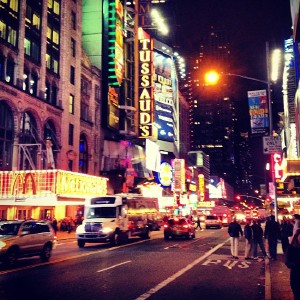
[204,70,220,85]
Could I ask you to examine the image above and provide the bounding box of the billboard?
[153,50,176,142]
[247,89,269,135]
[138,28,154,138]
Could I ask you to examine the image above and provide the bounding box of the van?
[205,215,222,229]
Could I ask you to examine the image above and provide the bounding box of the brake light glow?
[163,224,169,228]
[183,224,189,229]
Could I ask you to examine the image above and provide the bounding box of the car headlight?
[102,227,113,234]
[76,225,85,234]
[0,241,6,249]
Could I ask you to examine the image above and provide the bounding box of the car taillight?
[183,224,189,229]
[163,224,169,228]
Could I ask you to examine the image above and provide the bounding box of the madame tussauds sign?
[138,28,154,138]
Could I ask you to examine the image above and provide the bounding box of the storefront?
[0,170,108,221]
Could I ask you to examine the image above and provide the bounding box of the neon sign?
[138,28,154,138]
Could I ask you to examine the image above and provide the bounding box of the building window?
[71,11,76,30]
[45,80,50,102]
[30,72,38,96]
[95,85,101,103]
[0,20,17,47]
[19,112,39,170]
[0,102,14,171]
[52,85,57,105]
[48,0,60,16]
[80,102,89,121]
[6,57,14,84]
[68,124,74,146]
[70,66,75,84]
[0,54,4,80]
[23,69,30,92]
[79,134,88,173]
[71,38,76,57]
[69,94,74,114]
[68,160,73,171]
[81,77,89,95]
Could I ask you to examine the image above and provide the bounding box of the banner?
[247,90,269,135]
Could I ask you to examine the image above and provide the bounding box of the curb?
[265,257,271,300]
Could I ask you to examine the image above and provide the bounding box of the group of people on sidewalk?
[228,214,300,300]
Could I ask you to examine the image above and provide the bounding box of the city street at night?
[0,229,266,300]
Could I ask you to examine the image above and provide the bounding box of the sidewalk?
[56,230,76,241]
[265,244,293,300]
[55,231,293,300]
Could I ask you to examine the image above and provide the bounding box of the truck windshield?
[86,207,117,219]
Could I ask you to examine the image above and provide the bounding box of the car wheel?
[110,232,120,246]
[41,244,52,262]
[78,240,85,248]
[5,248,18,266]
[164,233,169,240]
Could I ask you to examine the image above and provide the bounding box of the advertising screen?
[153,50,176,142]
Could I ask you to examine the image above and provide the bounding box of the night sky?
[160,0,293,186]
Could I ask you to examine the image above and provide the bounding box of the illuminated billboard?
[153,50,176,142]
[247,89,269,135]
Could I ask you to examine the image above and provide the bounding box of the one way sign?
[263,136,281,154]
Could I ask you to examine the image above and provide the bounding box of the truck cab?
[76,195,153,247]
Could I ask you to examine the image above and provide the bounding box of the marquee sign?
[138,28,154,138]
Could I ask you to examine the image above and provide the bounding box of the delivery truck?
[76,194,160,247]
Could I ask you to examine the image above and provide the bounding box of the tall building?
[0,0,106,220]
[189,26,253,193]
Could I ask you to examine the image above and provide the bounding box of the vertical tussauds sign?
[138,28,154,138]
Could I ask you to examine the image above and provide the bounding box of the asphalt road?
[0,228,265,300]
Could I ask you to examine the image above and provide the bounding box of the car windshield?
[0,223,21,235]
[86,207,116,219]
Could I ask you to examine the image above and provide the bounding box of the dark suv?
[0,220,57,266]
[163,217,196,240]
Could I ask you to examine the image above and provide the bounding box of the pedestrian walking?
[195,216,203,231]
[264,215,280,260]
[292,214,300,240]
[244,219,253,260]
[280,217,293,253]
[52,216,58,235]
[252,220,268,259]
[285,228,300,300]
[67,216,72,234]
[228,218,243,259]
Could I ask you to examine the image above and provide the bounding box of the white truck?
[76,194,160,247]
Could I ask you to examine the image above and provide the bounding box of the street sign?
[263,136,281,154]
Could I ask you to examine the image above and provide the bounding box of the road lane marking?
[97,260,131,273]
[135,239,229,300]
[0,239,149,275]
[163,243,179,249]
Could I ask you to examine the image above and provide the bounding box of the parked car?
[205,215,222,229]
[0,220,57,266]
[163,217,196,240]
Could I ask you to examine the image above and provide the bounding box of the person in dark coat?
[280,217,293,253]
[285,228,300,300]
[228,218,243,259]
[264,215,280,260]
[244,219,253,260]
[252,220,268,259]
[52,216,58,235]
